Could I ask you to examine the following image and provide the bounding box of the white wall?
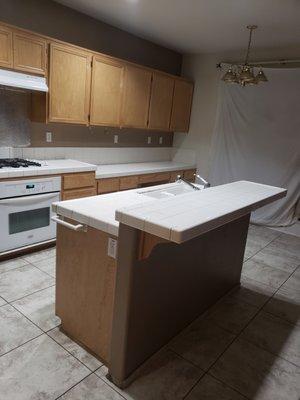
[173,45,300,178]
[173,54,220,177]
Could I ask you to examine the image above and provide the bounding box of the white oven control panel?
[0,176,61,199]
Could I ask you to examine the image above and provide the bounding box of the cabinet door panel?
[13,33,46,75]
[0,26,13,68]
[90,57,123,126]
[121,66,152,128]
[148,73,174,131]
[170,80,193,132]
[49,43,91,124]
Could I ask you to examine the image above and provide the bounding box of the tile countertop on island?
[0,159,97,179]
[95,161,196,179]
[52,180,287,241]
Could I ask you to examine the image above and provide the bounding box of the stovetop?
[0,158,42,169]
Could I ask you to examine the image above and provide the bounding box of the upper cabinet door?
[148,73,174,131]
[0,26,13,68]
[170,80,194,132]
[13,32,47,75]
[120,66,152,129]
[90,56,123,127]
[49,43,92,124]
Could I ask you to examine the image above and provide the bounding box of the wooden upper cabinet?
[148,73,174,131]
[170,79,193,132]
[0,25,13,68]
[49,43,91,124]
[90,56,123,126]
[13,32,47,75]
[120,65,152,128]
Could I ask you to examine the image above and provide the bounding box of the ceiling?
[55,0,300,54]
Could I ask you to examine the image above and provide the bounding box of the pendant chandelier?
[221,25,268,86]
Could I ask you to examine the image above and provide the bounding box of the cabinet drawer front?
[62,187,96,201]
[0,26,13,68]
[170,171,183,182]
[139,172,170,185]
[119,176,139,190]
[63,172,95,190]
[183,169,196,182]
[97,178,120,194]
[13,32,47,75]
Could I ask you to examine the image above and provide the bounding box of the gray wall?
[0,0,181,148]
[0,0,182,75]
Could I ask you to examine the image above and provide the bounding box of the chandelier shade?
[220,26,268,87]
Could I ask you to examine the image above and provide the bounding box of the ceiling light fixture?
[221,25,268,86]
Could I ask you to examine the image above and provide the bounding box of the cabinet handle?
[51,215,87,232]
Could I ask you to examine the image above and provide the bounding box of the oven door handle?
[51,215,87,232]
[0,192,60,206]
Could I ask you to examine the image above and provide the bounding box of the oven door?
[0,192,60,253]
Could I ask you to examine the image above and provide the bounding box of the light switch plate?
[107,237,118,259]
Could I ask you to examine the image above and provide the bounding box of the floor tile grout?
[54,371,94,400]
[6,283,56,304]
[45,328,102,373]
[196,239,299,398]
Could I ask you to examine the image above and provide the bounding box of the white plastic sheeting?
[0,89,30,147]
[209,67,300,227]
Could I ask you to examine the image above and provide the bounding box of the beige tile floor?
[0,225,299,399]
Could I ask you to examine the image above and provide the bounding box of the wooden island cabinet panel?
[56,224,117,362]
[0,25,13,68]
[170,79,194,132]
[90,56,124,126]
[148,73,174,131]
[120,66,152,128]
[49,43,92,124]
[13,32,47,75]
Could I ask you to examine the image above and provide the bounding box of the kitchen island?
[52,180,286,387]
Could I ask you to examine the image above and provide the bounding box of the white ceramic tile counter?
[95,161,196,179]
[0,159,97,179]
[53,181,286,241]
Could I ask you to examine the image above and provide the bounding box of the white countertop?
[95,161,196,179]
[52,180,286,241]
[0,159,97,179]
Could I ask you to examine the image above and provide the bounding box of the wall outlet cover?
[107,238,118,259]
[46,132,52,142]
[147,136,152,144]
[114,135,119,144]
[159,137,163,145]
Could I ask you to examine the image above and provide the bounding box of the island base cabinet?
[109,214,250,387]
[56,223,117,364]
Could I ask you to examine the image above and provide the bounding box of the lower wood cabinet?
[97,178,120,194]
[119,176,139,191]
[63,172,95,190]
[97,169,196,195]
[61,187,96,201]
[61,171,96,200]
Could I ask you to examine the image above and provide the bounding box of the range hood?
[0,68,48,92]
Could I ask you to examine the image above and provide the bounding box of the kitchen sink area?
[138,181,203,199]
